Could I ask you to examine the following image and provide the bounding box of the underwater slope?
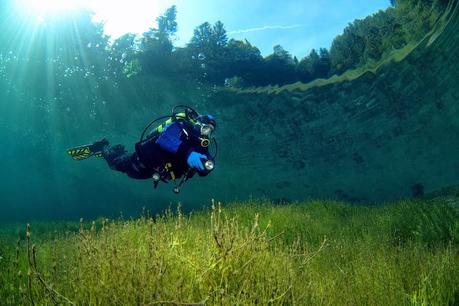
[201,0,459,203]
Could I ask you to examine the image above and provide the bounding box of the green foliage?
[189,21,228,50]
[397,0,449,41]
[262,45,297,85]
[123,59,142,78]
[317,48,331,78]
[2,0,448,88]
[100,0,451,87]
[141,0,450,87]
[329,22,367,74]
[0,199,458,305]
[223,39,264,85]
[185,21,230,83]
[0,6,118,118]
[157,5,177,37]
[388,200,458,247]
[297,48,332,83]
[224,76,245,88]
[108,33,137,77]
[329,0,448,76]
[136,6,178,76]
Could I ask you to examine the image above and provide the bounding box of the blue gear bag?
[155,123,182,154]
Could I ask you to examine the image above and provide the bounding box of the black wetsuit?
[102,120,213,180]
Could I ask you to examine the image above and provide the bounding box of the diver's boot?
[102,144,128,170]
[91,138,109,153]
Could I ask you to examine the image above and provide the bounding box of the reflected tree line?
[0,0,451,90]
[118,0,450,87]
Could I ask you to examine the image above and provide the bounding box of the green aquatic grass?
[0,199,458,305]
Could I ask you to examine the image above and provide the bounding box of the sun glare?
[17,0,84,14]
[16,0,173,38]
[90,0,170,38]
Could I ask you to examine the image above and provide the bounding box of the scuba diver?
[67,106,217,194]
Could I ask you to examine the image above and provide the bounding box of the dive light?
[152,172,161,189]
[152,172,161,182]
[204,159,214,171]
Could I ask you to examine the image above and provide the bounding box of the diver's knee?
[102,145,128,170]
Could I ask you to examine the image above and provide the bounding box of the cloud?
[228,24,304,35]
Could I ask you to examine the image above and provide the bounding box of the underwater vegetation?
[0,199,457,305]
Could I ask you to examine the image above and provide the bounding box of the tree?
[189,22,214,50]
[297,57,312,83]
[138,6,178,75]
[330,22,366,74]
[308,49,321,78]
[189,21,228,52]
[317,48,331,78]
[109,33,137,77]
[157,5,177,38]
[297,49,319,80]
[187,21,229,83]
[105,0,450,86]
[212,21,228,47]
[224,39,264,85]
[262,45,297,85]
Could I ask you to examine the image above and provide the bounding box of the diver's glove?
[187,152,206,171]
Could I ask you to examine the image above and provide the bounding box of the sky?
[18,0,391,58]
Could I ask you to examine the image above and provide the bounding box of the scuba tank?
[139,105,199,142]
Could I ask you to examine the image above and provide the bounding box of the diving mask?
[196,114,216,138]
[200,124,214,137]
